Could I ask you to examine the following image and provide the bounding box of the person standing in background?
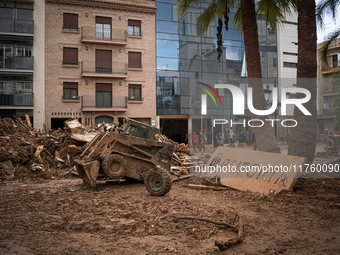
[192,132,198,152]
[199,131,206,152]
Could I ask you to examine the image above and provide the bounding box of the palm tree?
[240,0,281,153]
[176,0,281,153]
[287,0,318,164]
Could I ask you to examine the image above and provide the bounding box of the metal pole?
[275,108,277,139]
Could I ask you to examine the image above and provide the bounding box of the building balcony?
[61,61,80,68]
[0,57,34,70]
[321,62,340,74]
[81,27,127,45]
[0,93,34,108]
[128,97,144,104]
[81,61,127,78]
[81,95,128,112]
[322,85,340,96]
[0,18,34,35]
[61,95,80,103]
[318,108,335,119]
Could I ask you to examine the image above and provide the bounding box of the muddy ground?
[0,143,340,254]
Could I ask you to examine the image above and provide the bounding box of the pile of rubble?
[0,116,101,181]
[0,116,205,181]
[155,134,191,176]
[155,134,209,177]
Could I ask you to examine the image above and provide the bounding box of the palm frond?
[232,3,242,31]
[196,0,237,35]
[279,0,298,12]
[217,18,223,62]
[196,2,218,35]
[175,0,201,18]
[316,0,339,28]
[224,4,230,31]
[256,0,293,30]
[319,29,340,65]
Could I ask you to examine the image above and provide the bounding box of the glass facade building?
[155,0,278,142]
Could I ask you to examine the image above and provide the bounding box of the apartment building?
[0,0,34,121]
[317,38,340,138]
[44,0,157,130]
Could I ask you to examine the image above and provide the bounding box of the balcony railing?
[81,61,127,76]
[61,95,80,101]
[0,93,34,107]
[321,61,340,71]
[81,27,127,42]
[0,18,34,34]
[127,31,143,37]
[322,108,334,116]
[128,97,144,101]
[128,64,143,69]
[322,85,340,94]
[0,57,34,70]
[62,61,79,66]
[81,95,128,109]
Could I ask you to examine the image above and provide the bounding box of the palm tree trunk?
[241,0,280,153]
[288,0,317,164]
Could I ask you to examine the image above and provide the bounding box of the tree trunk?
[241,0,280,153]
[288,0,317,164]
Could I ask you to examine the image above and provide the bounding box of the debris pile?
[155,134,192,176]
[155,134,209,178]
[0,115,206,181]
[0,117,99,180]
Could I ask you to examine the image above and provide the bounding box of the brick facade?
[45,0,156,129]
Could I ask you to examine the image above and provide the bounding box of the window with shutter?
[63,47,78,65]
[128,20,141,36]
[63,82,78,99]
[128,52,142,68]
[95,16,112,40]
[96,83,112,107]
[128,84,142,101]
[63,13,78,31]
[95,49,112,73]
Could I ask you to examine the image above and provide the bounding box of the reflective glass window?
[223,40,242,47]
[157,57,179,70]
[179,58,201,72]
[157,32,179,40]
[157,40,179,58]
[225,47,243,61]
[157,0,175,4]
[222,28,242,41]
[157,21,178,34]
[156,2,173,21]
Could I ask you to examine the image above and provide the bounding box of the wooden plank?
[172,175,191,182]
[199,147,306,195]
[186,184,229,191]
[70,133,98,143]
[25,114,32,128]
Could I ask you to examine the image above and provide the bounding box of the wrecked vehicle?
[74,118,174,196]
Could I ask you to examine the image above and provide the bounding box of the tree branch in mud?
[169,215,244,251]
